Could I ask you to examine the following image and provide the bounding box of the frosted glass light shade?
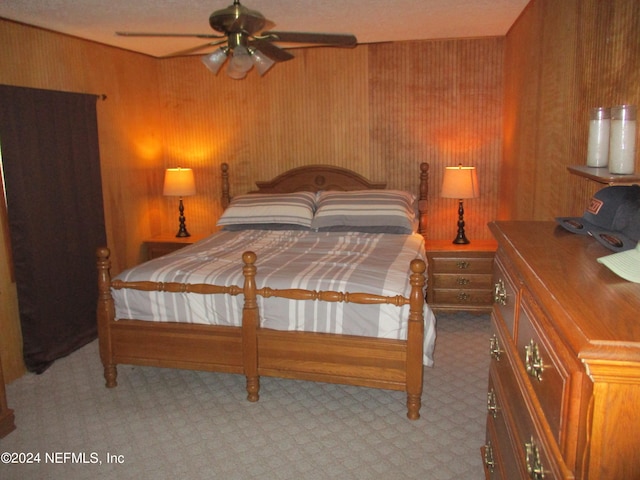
[441,166,479,199]
[251,49,276,76]
[201,48,228,74]
[163,168,196,197]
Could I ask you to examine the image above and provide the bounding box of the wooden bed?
[97,162,430,419]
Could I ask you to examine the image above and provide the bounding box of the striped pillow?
[311,190,417,234]
[217,191,316,230]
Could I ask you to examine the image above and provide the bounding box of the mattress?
[113,230,436,365]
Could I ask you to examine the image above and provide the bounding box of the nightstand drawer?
[430,256,494,274]
[433,273,493,290]
[431,288,493,306]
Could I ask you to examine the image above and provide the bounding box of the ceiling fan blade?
[250,39,294,62]
[162,39,228,58]
[263,31,357,47]
[116,32,225,39]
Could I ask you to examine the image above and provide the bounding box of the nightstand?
[425,239,497,313]
[143,233,208,260]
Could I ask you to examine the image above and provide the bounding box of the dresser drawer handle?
[456,261,471,269]
[487,389,500,418]
[457,292,470,302]
[489,334,503,361]
[525,339,545,381]
[493,279,507,306]
[457,277,470,286]
[525,437,545,479]
[483,442,496,472]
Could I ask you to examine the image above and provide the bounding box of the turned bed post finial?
[96,247,117,388]
[242,251,260,402]
[406,258,426,420]
[221,162,230,209]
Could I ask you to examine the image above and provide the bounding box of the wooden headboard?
[220,163,429,235]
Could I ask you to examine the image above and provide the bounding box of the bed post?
[406,258,426,420]
[242,251,260,402]
[96,247,117,388]
[221,163,231,209]
[418,162,429,236]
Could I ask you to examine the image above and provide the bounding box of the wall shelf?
[568,165,640,185]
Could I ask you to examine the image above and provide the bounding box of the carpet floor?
[1,311,490,480]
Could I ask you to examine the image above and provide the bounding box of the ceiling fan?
[116,0,357,79]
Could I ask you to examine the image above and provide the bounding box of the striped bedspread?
[113,230,436,365]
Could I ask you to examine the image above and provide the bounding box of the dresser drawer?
[489,315,573,480]
[492,252,520,338]
[430,256,494,274]
[516,291,583,450]
[485,368,522,480]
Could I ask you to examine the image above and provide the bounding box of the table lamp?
[441,164,479,244]
[163,167,196,237]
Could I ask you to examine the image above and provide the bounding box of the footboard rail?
[241,251,427,420]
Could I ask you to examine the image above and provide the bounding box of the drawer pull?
[490,334,503,361]
[483,442,496,472]
[525,339,545,381]
[525,437,545,479]
[457,292,470,302]
[487,389,500,418]
[456,277,470,286]
[493,279,507,306]
[456,260,471,269]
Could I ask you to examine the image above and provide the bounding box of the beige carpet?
[1,312,490,480]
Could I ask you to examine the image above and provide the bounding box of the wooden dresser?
[482,221,640,479]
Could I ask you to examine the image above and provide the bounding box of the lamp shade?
[441,165,479,199]
[163,168,196,197]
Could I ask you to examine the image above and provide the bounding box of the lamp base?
[451,199,470,245]
[175,197,191,238]
[452,235,470,245]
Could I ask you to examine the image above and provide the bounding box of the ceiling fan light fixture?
[201,47,229,74]
[250,48,275,76]
[226,45,253,79]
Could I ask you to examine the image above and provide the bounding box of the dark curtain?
[0,85,106,373]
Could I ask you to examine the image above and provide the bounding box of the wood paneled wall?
[502,0,640,219]
[158,38,504,245]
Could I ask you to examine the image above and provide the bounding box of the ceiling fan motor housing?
[209,0,266,36]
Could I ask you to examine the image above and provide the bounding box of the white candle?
[609,105,637,175]
[586,109,610,167]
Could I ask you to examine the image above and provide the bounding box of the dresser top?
[490,221,640,363]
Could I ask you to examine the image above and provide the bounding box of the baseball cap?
[556,185,640,252]
[597,241,640,283]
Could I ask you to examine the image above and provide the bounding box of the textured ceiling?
[0,0,529,58]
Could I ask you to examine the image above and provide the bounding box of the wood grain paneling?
[503,0,640,220]
[157,38,503,243]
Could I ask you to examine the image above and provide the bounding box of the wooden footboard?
[96,248,426,419]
